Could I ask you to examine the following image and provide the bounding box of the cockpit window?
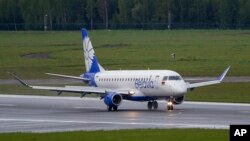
[162,76,168,81]
[168,76,182,80]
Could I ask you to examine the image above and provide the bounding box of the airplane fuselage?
[93,70,187,100]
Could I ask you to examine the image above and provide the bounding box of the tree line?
[1,0,250,30]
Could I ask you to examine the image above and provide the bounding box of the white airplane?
[10,28,230,111]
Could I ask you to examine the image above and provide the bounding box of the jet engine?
[104,92,122,107]
[172,96,185,104]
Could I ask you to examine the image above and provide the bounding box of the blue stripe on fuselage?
[123,96,171,101]
[124,96,157,101]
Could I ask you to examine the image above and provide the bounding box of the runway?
[0,94,250,133]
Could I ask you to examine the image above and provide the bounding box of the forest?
[0,0,250,30]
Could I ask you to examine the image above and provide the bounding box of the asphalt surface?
[0,94,250,133]
[0,76,250,85]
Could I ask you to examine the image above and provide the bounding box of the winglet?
[217,66,230,82]
[7,72,30,87]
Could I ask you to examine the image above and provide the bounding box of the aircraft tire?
[147,101,153,110]
[167,105,174,111]
[108,106,112,111]
[113,106,118,111]
[153,101,158,109]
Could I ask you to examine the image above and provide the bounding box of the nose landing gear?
[167,101,174,111]
[147,101,158,110]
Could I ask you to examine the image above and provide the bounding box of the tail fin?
[82,28,105,73]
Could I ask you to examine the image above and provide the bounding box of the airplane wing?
[8,72,133,96]
[45,73,89,81]
[31,85,131,95]
[187,66,230,89]
[183,77,214,81]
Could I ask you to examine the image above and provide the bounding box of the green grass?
[0,129,228,141]
[1,83,249,103]
[187,83,250,103]
[1,30,250,79]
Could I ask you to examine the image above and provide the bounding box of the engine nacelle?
[173,96,185,105]
[104,92,122,107]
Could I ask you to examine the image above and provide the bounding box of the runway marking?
[0,121,47,128]
[240,111,250,114]
[184,101,250,107]
[0,104,15,107]
[0,118,228,129]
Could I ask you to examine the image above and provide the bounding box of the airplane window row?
[98,77,151,82]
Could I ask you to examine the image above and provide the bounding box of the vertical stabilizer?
[82,28,105,73]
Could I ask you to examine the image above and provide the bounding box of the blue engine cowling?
[104,92,122,107]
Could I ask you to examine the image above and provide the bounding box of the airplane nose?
[180,86,187,94]
[172,83,187,95]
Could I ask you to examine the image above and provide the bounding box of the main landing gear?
[107,105,118,111]
[147,101,158,110]
[147,100,174,111]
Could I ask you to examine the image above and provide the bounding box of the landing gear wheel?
[108,106,112,111]
[147,101,153,110]
[107,106,118,111]
[113,106,118,111]
[153,101,158,110]
[167,105,174,111]
[167,101,174,111]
